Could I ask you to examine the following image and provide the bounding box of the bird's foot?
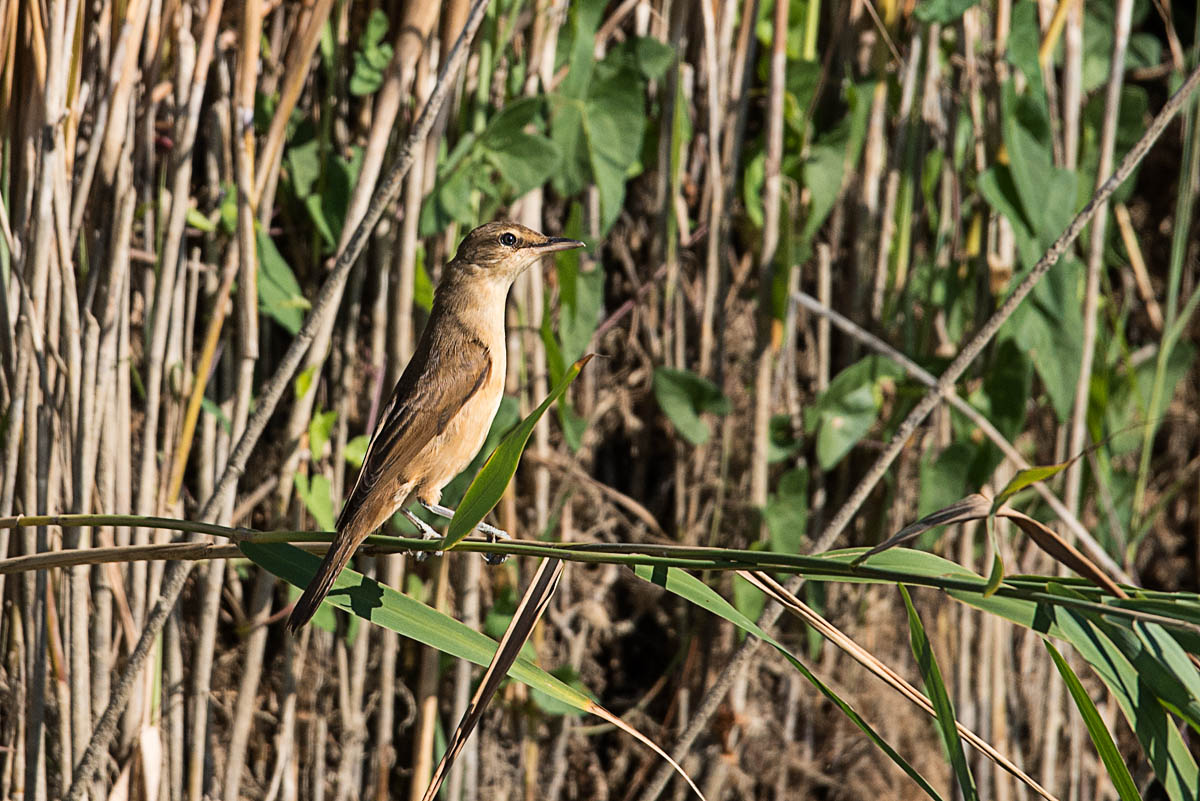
[401,508,442,561]
[420,502,510,565]
[481,524,511,566]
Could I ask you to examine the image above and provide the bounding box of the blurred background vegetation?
[2,0,1200,799]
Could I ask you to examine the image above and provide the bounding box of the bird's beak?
[532,237,586,253]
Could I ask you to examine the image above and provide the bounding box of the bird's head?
[448,221,584,284]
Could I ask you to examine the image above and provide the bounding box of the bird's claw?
[402,508,443,561]
[481,525,510,565]
[418,501,510,565]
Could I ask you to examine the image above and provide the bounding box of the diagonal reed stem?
[815,60,1200,553]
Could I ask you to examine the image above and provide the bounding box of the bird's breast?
[414,344,506,502]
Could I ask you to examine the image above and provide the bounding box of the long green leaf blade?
[1049,604,1199,801]
[901,586,979,801]
[633,565,945,801]
[444,354,593,549]
[1044,640,1142,801]
[242,542,592,712]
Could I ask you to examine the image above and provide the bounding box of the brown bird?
[287,222,584,631]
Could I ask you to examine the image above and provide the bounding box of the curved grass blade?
[853,495,990,565]
[855,493,1126,599]
[740,571,1058,800]
[633,565,946,800]
[251,542,704,798]
[422,558,567,801]
[1044,640,1142,801]
[992,458,1076,510]
[242,542,591,709]
[1048,604,1199,801]
[983,513,1005,598]
[901,586,980,801]
[444,354,594,550]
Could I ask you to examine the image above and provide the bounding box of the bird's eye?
[499,232,518,248]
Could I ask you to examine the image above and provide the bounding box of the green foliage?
[294,365,319,399]
[1003,261,1085,421]
[349,9,393,96]
[1047,598,1200,801]
[1081,2,1160,94]
[308,409,337,462]
[413,247,434,312]
[915,0,981,23]
[435,396,522,512]
[921,340,1034,503]
[284,134,363,250]
[420,98,562,234]
[732,566,768,626]
[294,473,335,531]
[200,397,232,434]
[541,205,600,452]
[652,368,731,446]
[637,564,945,800]
[257,230,310,334]
[918,443,974,521]
[767,414,802,463]
[1045,641,1143,801]
[241,541,599,715]
[804,356,905,470]
[286,583,338,632]
[344,435,369,469]
[763,467,808,557]
[530,666,594,717]
[444,356,592,550]
[902,587,979,801]
[550,0,673,233]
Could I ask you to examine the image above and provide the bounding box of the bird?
[286,221,585,631]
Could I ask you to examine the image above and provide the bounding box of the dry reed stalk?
[337,580,372,801]
[260,0,346,516]
[165,608,186,801]
[790,290,1114,572]
[230,0,263,512]
[869,31,921,319]
[749,0,788,513]
[410,556,451,801]
[96,0,150,186]
[1058,6,1135,795]
[858,77,889,322]
[694,0,723,380]
[253,0,334,206]
[64,5,494,798]
[1063,0,1134,519]
[158,0,226,506]
[223,566,275,801]
[1061,1,1083,169]
[644,61,1200,801]
[1114,202,1164,330]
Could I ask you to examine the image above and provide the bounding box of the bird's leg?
[419,501,510,565]
[400,508,442,561]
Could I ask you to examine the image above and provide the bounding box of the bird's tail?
[286,518,369,632]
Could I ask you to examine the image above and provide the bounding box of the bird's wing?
[337,319,492,531]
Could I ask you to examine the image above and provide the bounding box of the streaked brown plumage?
[287,222,584,631]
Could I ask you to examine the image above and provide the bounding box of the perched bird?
[287,222,584,631]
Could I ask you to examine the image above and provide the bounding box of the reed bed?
[1,1,1198,800]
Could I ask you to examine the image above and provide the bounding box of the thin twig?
[791,290,1131,584]
[815,61,1200,553]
